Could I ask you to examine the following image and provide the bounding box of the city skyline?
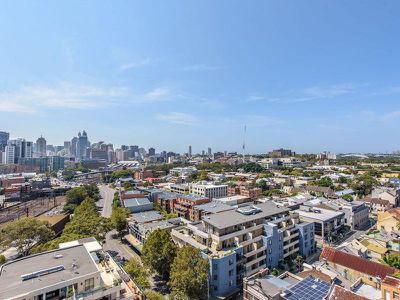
[1,1,400,153]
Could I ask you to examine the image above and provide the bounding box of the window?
[229,258,234,265]
[213,275,218,281]
[213,264,218,270]
[394,291,399,299]
[84,278,94,291]
[229,269,234,276]
[229,280,233,287]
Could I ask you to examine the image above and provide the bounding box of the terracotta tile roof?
[360,197,390,206]
[387,208,400,219]
[298,269,332,283]
[327,285,368,300]
[382,275,400,288]
[320,247,397,279]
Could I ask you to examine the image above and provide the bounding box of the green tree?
[295,255,305,271]
[123,181,134,191]
[198,170,208,181]
[318,177,333,188]
[170,246,209,300]
[142,229,177,280]
[124,259,151,290]
[0,255,5,265]
[62,198,112,242]
[64,184,99,213]
[111,207,129,236]
[143,290,164,300]
[271,268,279,276]
[0,217,55,256]
[382,253,400,269]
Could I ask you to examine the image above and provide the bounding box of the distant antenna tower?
[242,125,246,163]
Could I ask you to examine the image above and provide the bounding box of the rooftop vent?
[21,265,65,281]
[237,205,262,215]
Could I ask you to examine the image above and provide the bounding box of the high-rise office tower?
[76,130,89,159]
[70,137,78,157]
[148,147,156,156]
[188,145,192,157]
[36,136,47,157]
[0,131,9,151]
[5,138,32,164]
[208,147,212,156]
[64,141,71,155]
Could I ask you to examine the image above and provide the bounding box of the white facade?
[190,181,228,199]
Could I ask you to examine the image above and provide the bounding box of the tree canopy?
[111,206,129,236]
[142,229,177,280]
[0,217,55,256]
[169,246,209,300]
[124,258,151,290]
[64,184,99,213]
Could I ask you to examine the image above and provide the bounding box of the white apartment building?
[0,238,133,300]
[190,181,228,200]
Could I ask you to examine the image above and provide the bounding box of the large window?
[84,278,94,291]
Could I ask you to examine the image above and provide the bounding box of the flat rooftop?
[0,245,99,299]
[296,207,344,221]
[202,202,289,229]
[124,197,151,207]
[194,201,234,214]
[131,210,163,223]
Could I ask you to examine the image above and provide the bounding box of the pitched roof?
[382,275,400,288]
[297,269,332,283]
[320,247,397,279]
[360,197,390,206]
[326,285,368,300]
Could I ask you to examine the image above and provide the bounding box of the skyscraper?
[188,145,192,157]
[70,137,78,157]
[36,136,47,157]
[5,138,32,164]
[0,131,9,151]
[76,130,89,159]
[64,141,71,155]
[148,147,155,156]
[208,147,212,157]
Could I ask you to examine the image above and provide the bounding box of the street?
[98,184,115,218]
[103,230,140,261]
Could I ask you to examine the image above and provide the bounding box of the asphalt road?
[98,184,115,218]
[103,231,138,260]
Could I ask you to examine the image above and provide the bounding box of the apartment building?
[296,206,345,242]
[360,197,392,213]
[190,181,228,200]
[228,185,262,200]
[0,238,133,300]
[171,202,314,298]
[172,194,209,220]
[318,199,370,230]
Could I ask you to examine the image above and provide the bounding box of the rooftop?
[327,285,369,300]
[194,201,234,214]
[123,197,151,207]
[297,207,344,221]
[281,275,331,300]
[202,202,289,229]
[130,210,163,223]
[320,247,397,279]
[0,245,98,299]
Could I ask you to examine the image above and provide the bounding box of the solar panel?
[282,276,331,300]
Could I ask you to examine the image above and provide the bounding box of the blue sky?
[1,1,400,154]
